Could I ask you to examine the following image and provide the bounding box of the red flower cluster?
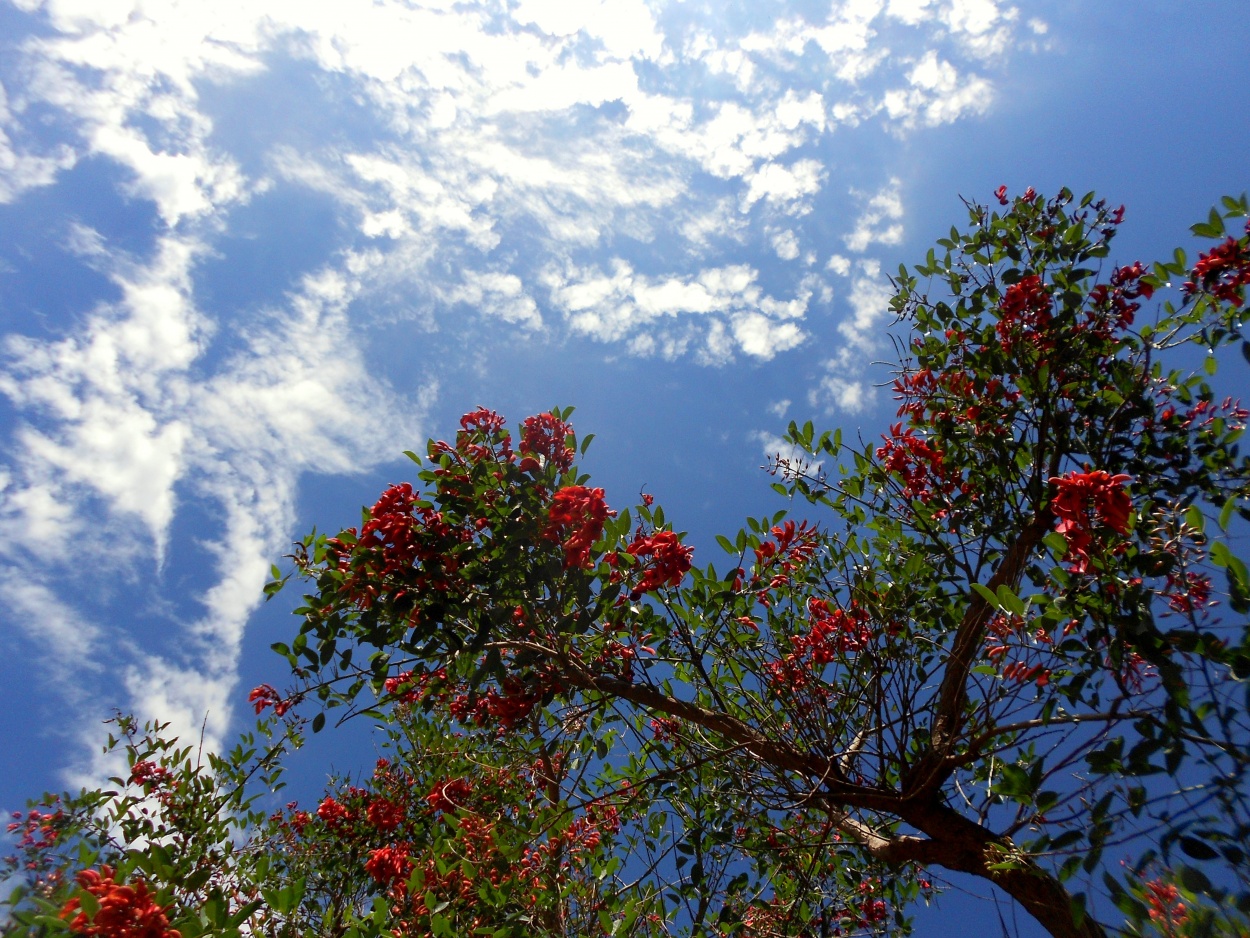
[316,796,352,830]
[892,361,1023,446]
[247,683,293,717]
[649,716,681,742]
[740,520,818,604]
[452,407,513,462]
[1144,878,1188,935]
[1087,261,1155,334]
[128,761,173,788]
[357,483,423,574]
[1003,660,1050,687]
[383,667,448,706]
[875,424,959,504]
[6,807,62,851]
[366,797,405,832]
[545,485,613,569]
[519,412,575,472]
[625,530,693,597]
[516,805,621,880]
[426,778,473,815]
[448,669,565,732]
[995,275,1054,355]
[1049,470,1132,572]
[364,844,412,888]
[60,867,180,938]
[798,599,873,660]
[1184,233,1250,307]
[1163,570,1214,615]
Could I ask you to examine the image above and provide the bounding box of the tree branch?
[907,510,1053,796]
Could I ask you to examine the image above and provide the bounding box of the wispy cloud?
[845,177,905,252]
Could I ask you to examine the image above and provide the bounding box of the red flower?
[459,406,509,438]
[128,761,172,788]
[60,866,180,938]
[247,683,292,716]
[316,797,351,830]
[1144,878,1188,934]
[650,717,681,742]
[875,424,958,503]
[366,797,405,832]
[1163,571,1214,614]
[995,185,1009,206]
[520,412,575,472]
[1185,236,1250,307]
[426,778,473,814]
[996,275,1053,355]
[545,485,614,569]
[626,530,693,596]
[1048,470,1132,572]
[364,844,412,888]
[797,598,873,660]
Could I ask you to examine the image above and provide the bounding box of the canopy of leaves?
[6,189,1250,938]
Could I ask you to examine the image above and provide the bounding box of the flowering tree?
[6,189,1250,938]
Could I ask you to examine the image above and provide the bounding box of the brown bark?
[893,799,1108,938]
[904,510,1053,798]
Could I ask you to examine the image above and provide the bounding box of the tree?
[6,188,1250,938]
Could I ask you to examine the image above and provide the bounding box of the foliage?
[6,189,1250,938]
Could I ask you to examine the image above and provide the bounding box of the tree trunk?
[897,799,1108,938]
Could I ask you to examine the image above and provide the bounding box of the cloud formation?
[0,0,1041,783]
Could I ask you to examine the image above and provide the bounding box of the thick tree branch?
[907,509,1053,796]
[898,798,1107,938]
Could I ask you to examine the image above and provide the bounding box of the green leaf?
[1177,864,1213,894]
[311,712,326,733]
[971,583,1000,607]
[1220,498,1238,531]
[1179,836,1220,860]
[996,584,1026,617]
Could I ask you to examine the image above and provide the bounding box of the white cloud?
[838,258,895,353]
[513,0,665,61]
[731,312,805,360]
[810,374,875,413]
[881,50,993,128]
[942,0,1018,58]
[0,235,207,560]
[844,177,904,252]
[809,256,894,414]
[0,81,76,203]
[886,0,936,27]
[772,229,801,260]
[439,272,542,329]
[679,197,749,250]
[547,260,809,360]
[743,158,826,210]
[0,237,422,769]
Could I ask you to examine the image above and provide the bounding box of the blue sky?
[1,1,1248,933]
